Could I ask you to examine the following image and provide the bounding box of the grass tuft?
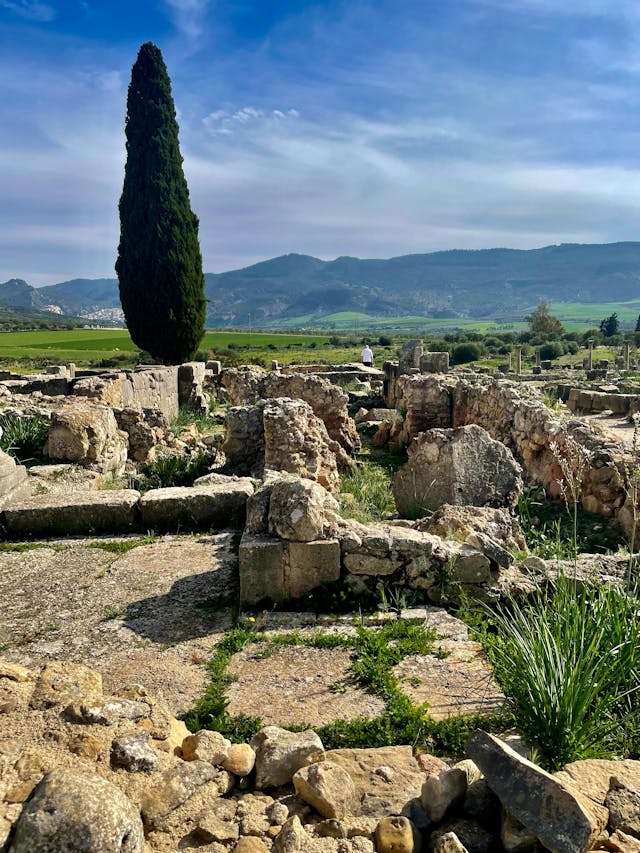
[480,574,640,769]
[0,413,50,465]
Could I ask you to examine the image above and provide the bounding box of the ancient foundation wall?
[396,375,634,533]
[72,367,180,421]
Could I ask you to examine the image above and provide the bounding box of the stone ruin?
[0,353,638,851]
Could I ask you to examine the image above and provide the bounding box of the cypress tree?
[116,42,205,364]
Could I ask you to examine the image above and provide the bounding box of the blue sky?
[3,0,640,285]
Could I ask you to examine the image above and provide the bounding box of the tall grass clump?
[485,575,640,769]
[549,433,592,568]
[0,413,50,465]
[339,461,396,523]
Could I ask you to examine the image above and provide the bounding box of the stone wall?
[391,375,633,533]
[222,367,360,454]
[223,398,346,492]
[72,367,180,421]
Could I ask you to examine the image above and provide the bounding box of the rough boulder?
[393,424,523,517]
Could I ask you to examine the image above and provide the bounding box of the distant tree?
[599,312,620,338]
[116,42,205,364]
[525,303,564,336]
[635,314,640,333]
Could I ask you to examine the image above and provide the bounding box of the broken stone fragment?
[235,837,270,852]
[293,760,356,819]
[110,730,158,772]
[0,661,35,682]
[141,760,233,829]
[251,726,325,789]
[70,698,151,726]
[421,764,469,823]
[466,730,605,853]
[181,729,231,765]
[29,660,102,710]
[10,768,144,852]
[194,812,240,844]
[432,832,470,853]
[273,815,308,852]
[605,776,640,840]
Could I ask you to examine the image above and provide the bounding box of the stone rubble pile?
[1,658,638,852]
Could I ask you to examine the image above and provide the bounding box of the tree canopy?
[599,313,620,338]
[525,303,564,336]
[115,42,205,364]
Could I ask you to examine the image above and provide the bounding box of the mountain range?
[4,241,640,328]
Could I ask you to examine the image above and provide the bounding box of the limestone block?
[3,489,141,537]
[344,552,396,576]
[420,352,449,374]
[182,730,231,765]
[285,539,341,598]
[178,361,208,413]
[251,726,325,789]
[139,482,252,530]
[449,545,492,584]
[324,746,424,818]
[30,660,102,710]
[141,761,233,829]
[10,768,144,852]
[0,449,28,508]
[239,533,285,604]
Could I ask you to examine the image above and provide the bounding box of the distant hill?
[4,242,640,328]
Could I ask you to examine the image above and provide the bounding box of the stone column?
[587,339,594,370]
[536,349,541,368]
[508,353,512,370]
[514,346,522,374]
[624,342,631,371]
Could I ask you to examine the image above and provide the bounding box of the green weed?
[131,450,214,491]
[87,533,157,554]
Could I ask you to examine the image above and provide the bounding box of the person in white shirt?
[361,344,374,367]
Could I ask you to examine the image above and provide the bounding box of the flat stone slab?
[140,483,253,530]
[2,490,140,537]
[393,639,505,720]
[225,643,385,727]
[0,535,236,713]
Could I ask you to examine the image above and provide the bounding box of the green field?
[0,329,351,369]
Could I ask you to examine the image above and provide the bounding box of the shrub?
[539,341,564,360]
[450,343,481,364]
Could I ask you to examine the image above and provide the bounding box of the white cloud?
[202,105,299,136]
[164,0,209,42]
[0,0,55,21]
